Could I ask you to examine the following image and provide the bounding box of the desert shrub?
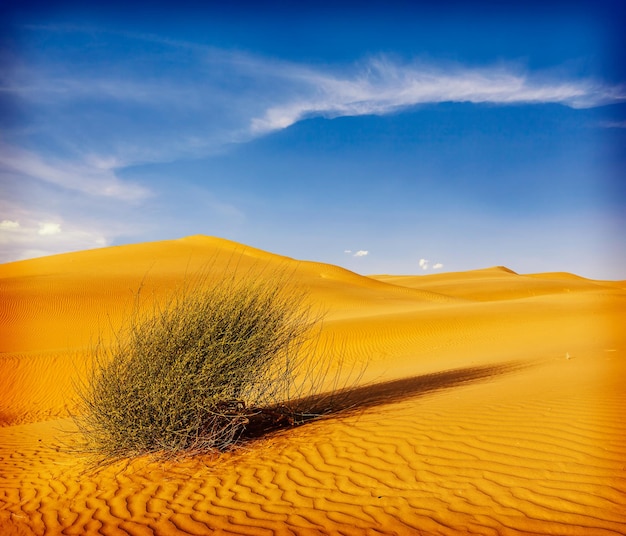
[75,271,324,461]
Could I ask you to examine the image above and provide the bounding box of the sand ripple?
[2,354,625,535]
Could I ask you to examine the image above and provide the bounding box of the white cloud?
[0,214,109,262]
[345,249,368,257]
[38,222,61,236]
[0,199,116,263]
[419,258,444,271]
[0,220,20,230]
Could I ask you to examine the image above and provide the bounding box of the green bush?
[75,271,321,461]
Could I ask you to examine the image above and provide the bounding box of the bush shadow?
[242,360,529,440]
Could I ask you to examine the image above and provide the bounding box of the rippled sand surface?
[1,235,625,535]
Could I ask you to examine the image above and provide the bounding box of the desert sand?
[1,235,625,535]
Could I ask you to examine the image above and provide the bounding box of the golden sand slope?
[1,235,625,535]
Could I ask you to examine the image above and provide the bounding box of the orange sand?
[1,235,625,535]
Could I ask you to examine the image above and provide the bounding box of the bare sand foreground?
[1,235,625,535]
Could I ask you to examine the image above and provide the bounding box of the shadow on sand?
[242,361,528,440]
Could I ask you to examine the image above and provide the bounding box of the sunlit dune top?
[1,235,617,295]
[0,235,286,278]
[0,234,462,304]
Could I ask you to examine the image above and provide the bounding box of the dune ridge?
[1,235,625,535]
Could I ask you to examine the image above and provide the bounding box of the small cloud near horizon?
[0,214,110,262]
[419,258,444,271]
[344,249,369,257]
[0,220,20,230]
[38,222,62,236]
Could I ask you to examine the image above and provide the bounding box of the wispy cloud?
[0,144,150,201]
[6,28,624,156]
[250,58,626,134]
[598,120,626,128]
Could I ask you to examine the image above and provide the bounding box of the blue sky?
[1,1,625,278]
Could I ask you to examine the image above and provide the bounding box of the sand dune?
[1,235,625,535]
